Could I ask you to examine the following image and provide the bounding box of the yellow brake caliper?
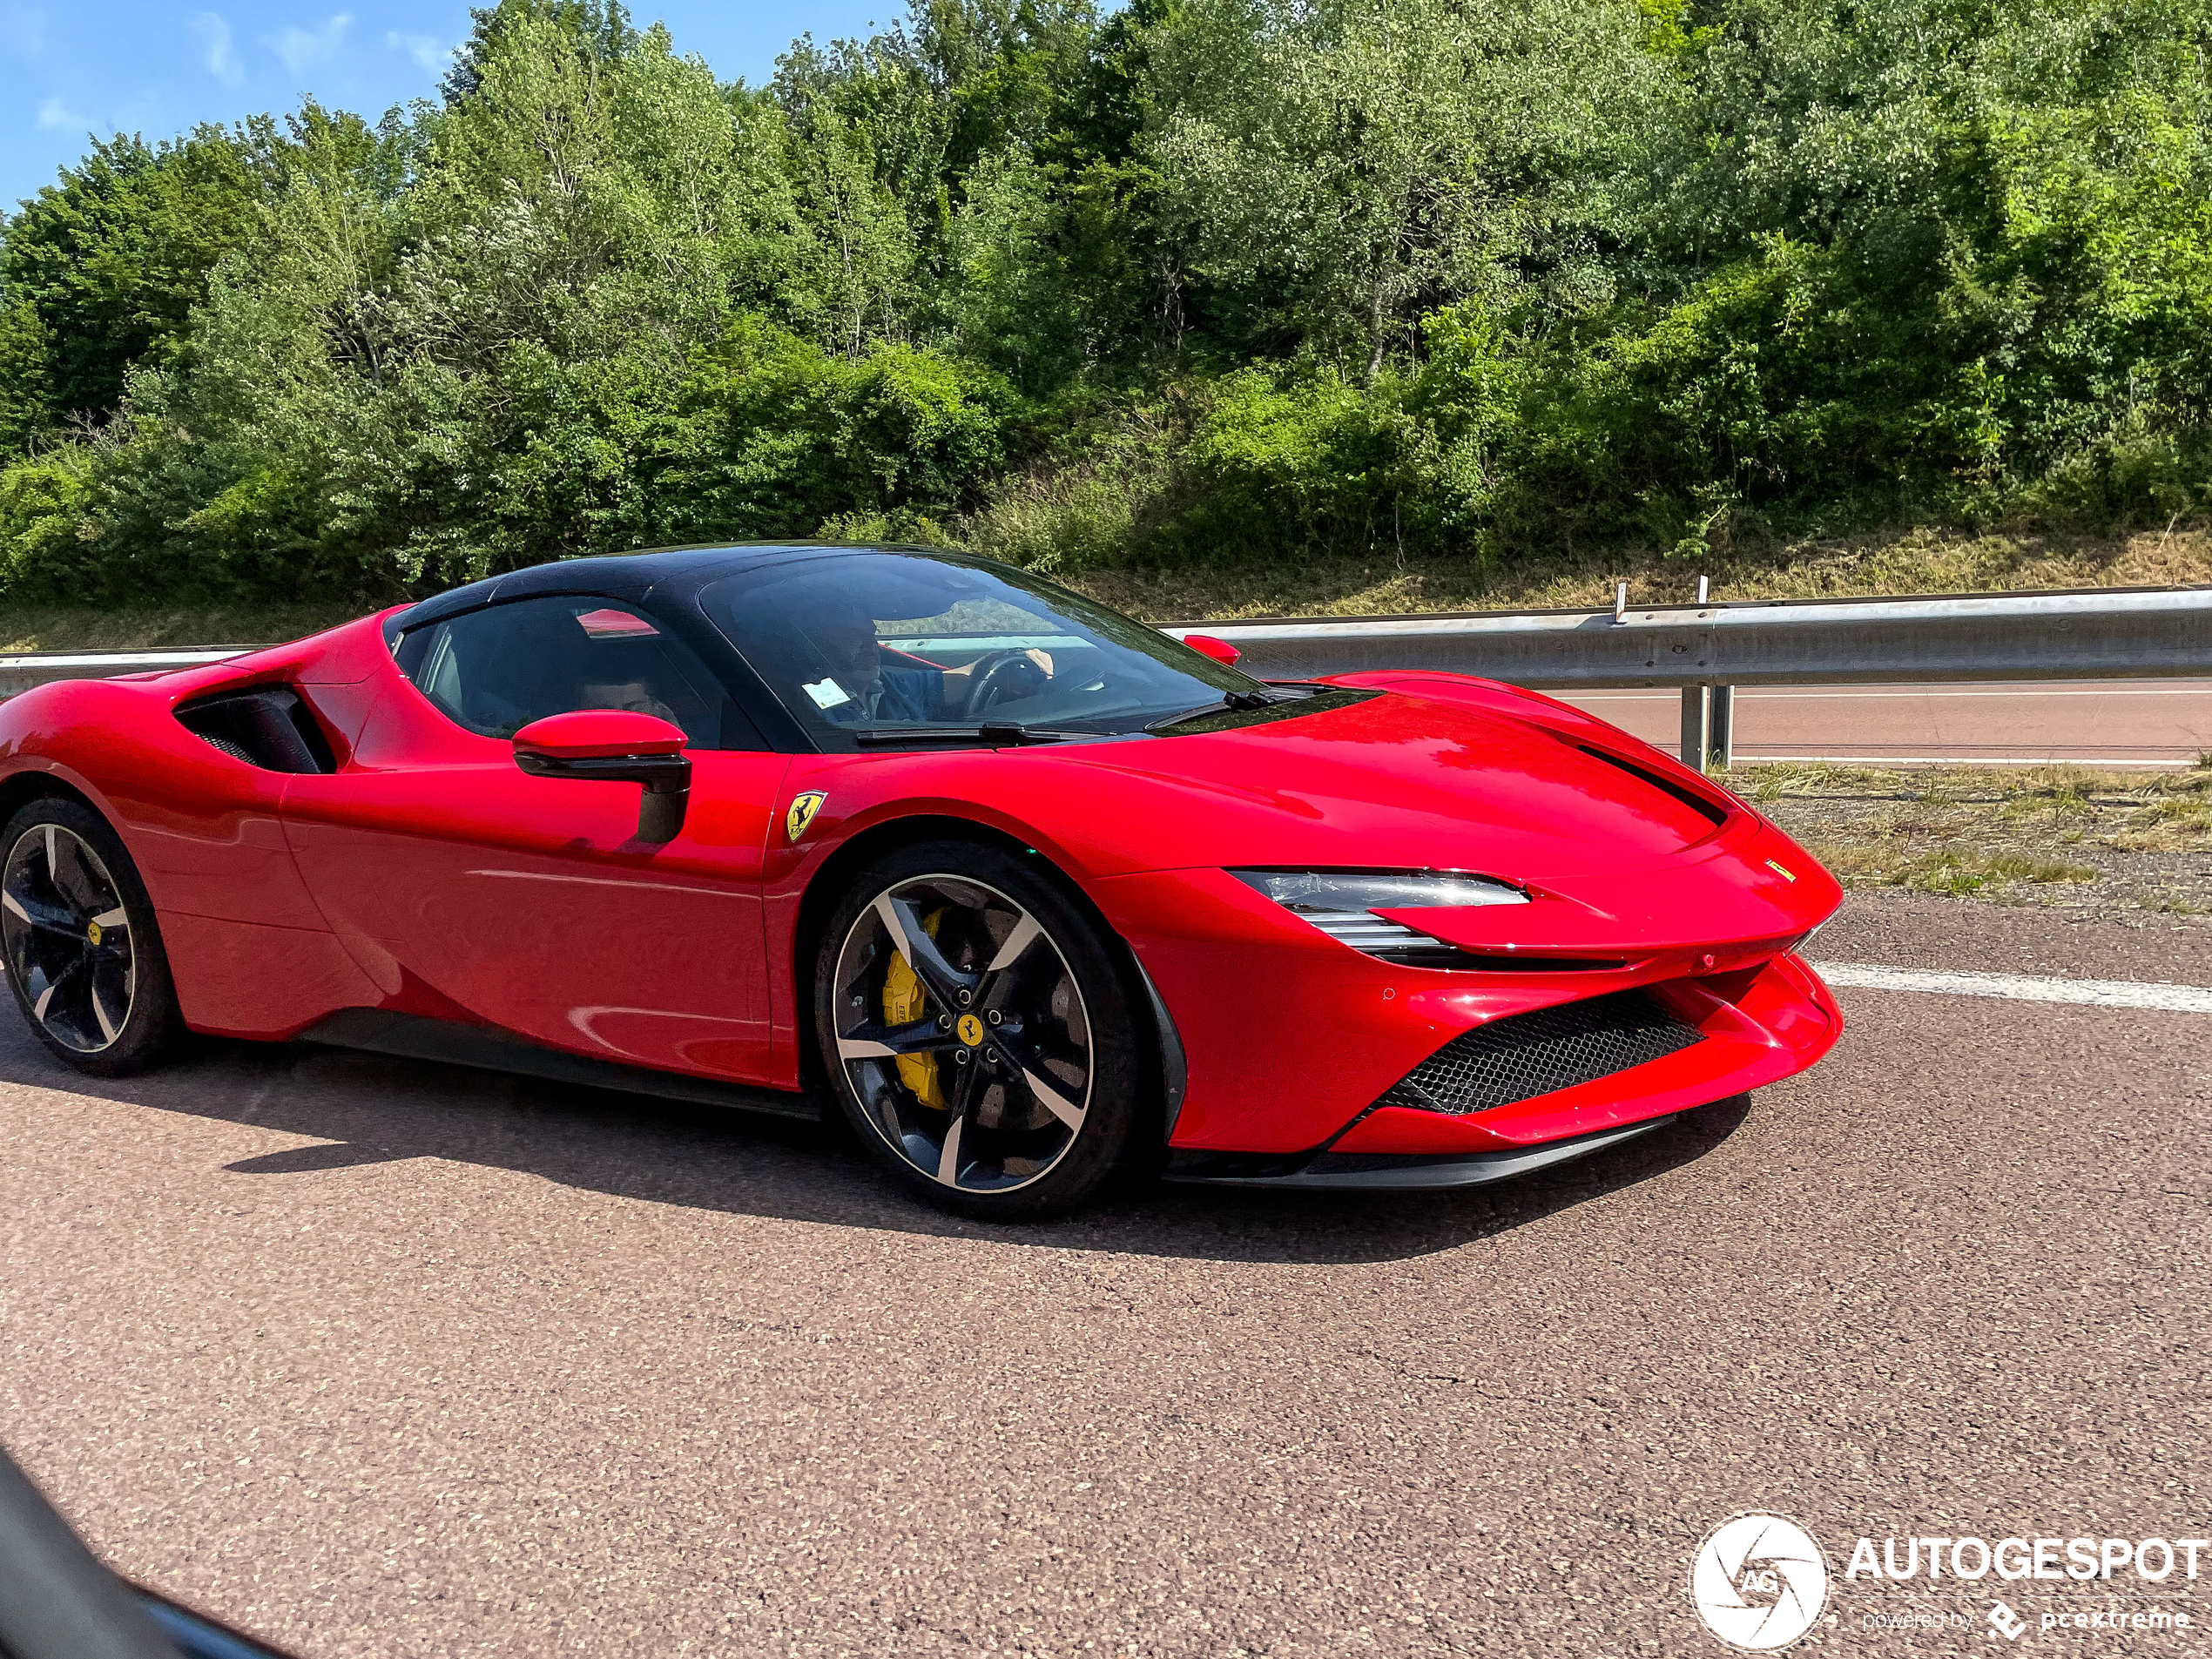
[883,906,949,1110]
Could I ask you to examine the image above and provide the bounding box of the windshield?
[698,550,1268,749]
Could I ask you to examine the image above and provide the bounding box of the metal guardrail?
[1161,583,2212,685]
[1163,583,2212,765]
[6,583,2209,767]
[0,650,239,701]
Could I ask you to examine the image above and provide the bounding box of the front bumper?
[1093,859,1843,1170]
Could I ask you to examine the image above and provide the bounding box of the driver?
[809,604,946,725]
[798,597,1058,727]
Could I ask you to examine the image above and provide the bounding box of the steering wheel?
[962,649,1049,717]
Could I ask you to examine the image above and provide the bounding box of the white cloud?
[192,11,243,87]
[35,93,84,130]
[266,11,349,76]
[386,30,449,76]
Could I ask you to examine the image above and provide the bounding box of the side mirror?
[513,711,691,844]
[1183,633,1242,666]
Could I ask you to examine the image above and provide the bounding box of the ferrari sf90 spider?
[0,544,1842,1217]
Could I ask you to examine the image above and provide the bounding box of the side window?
[395,597,754,748]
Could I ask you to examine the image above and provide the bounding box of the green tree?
[0,126,275,449]
[1146,0,1669,378]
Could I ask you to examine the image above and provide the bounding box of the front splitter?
[1166,1116,1676,1190]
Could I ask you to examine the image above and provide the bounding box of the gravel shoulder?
[1741,760,2212,924]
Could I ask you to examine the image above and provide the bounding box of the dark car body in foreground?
[0,543,1842,1217]
[0,1440,291,1659]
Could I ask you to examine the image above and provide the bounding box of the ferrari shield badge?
[786,791,828,844]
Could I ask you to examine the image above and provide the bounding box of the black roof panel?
[394,542,883,631]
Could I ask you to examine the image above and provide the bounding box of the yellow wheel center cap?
[956,1013,985,1048]
[85,921,102,946]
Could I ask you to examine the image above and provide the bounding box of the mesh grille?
[1377,989,1703,1116]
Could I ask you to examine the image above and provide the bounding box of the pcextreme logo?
[1690,1512,1831,1650]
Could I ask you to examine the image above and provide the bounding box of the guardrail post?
[1709,685,1734,769]
[1679,685,1710,769]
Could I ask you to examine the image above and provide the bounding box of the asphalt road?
[1,890,2206,1656]
[1560,678,2212,766]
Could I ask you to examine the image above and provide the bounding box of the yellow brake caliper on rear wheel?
[883,906,950,1110]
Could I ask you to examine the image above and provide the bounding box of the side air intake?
[174,686,336,774]
[1375,989,1704,1116]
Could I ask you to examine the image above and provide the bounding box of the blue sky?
[1,1,895,211]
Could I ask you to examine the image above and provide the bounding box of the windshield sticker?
[803,678,853,710]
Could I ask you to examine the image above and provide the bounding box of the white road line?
[1811,961,2212,1013]
[1725,754,2195,767]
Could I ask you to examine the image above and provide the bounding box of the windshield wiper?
[1143,688,1287,732]
[850,722,1085,747]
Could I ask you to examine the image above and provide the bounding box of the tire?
[813,838,1149,1220]
[0,797,185,1076]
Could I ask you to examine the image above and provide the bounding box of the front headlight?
[1231,869,1527,965]
[1792,914,1834,954]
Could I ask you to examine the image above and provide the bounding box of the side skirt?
[296,1008,824,1123]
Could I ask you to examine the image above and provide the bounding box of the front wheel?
[813,840,1149,1220]
[0,797,184,1076]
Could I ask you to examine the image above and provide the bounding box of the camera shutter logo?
[1689,1513,1830,1650]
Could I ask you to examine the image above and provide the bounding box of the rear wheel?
[813,840,1147,1220]
[0,798,183,1076]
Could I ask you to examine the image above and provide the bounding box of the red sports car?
[0,544,1842,1217]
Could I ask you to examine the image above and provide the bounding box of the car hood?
[1025,685,1743,881]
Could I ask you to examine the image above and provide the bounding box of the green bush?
[640,320,1017,544]
[0,446,98,598]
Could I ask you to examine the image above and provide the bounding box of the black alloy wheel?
[815,840,1147,1219]
[0,799,182,1076]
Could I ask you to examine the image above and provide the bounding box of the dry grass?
[1071,523,2212,622]
[0,604,365,653]
[0,523,2209,649]
[1809,845,2100,895]
[1734,760,2212,911]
